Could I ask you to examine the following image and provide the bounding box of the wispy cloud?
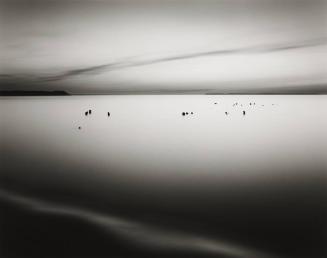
[39,37,327,82]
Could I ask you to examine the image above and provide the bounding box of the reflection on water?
[0,95,326,258]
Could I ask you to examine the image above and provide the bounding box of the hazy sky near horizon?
[1,0,327,93]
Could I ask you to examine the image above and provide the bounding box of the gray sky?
[1,0,327,93]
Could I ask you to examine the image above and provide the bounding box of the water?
[1,95,326,258]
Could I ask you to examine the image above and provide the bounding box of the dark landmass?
[0,91,70,96]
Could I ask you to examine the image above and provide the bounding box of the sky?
[1,0,327,93]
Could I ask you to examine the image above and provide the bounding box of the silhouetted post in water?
[182,112,185,116]
[191,112,193,115]
[89,109,92,115]
[186,112,189,115]
[225,112,228,115]
[243,111,246,115]
[78,126,81,130]
[107,112,110,117]
[85,111,88,116]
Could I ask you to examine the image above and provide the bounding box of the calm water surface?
[1,95,326,258]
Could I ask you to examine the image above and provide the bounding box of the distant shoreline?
[1,89,326,96]
[0,91,70,96]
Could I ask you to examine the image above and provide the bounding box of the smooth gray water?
[1,95,327,258]
[1,95,326,184]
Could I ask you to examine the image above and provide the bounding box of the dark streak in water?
[0,188,275,258]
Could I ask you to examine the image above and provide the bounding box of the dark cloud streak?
[39,37,327,82]
[1,37,327,94]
